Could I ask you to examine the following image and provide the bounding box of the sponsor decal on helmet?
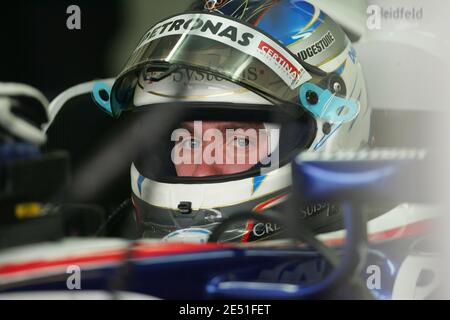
[171,67,259,83]
[134,13,311,89]
[296,31,336,61]
[258,41,304,84]
[252,222,281,238]
[137,17,255,48]
[299,203,334,219]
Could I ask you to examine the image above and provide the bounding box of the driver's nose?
[191,163,223,177]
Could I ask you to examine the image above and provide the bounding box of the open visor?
[108,12,359,123]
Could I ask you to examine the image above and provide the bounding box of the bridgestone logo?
[133,13,311,89]
[297,31,336,61]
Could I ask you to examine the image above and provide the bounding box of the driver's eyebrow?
[180,122,264,133]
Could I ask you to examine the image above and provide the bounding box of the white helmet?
[103,0,371,241]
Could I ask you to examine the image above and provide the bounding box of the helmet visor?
[112,12,313,116]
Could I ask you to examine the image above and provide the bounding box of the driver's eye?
[234,137,250,148]
[182,138,201,149]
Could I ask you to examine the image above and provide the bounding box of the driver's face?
[173,121,269,177]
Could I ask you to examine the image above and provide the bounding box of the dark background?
[0,0,191,98]
[0,1,192,214]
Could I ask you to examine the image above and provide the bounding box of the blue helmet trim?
[300,83,360,124]
[252,175,267,194]
[257,1,324,46]
[92,81,113,116]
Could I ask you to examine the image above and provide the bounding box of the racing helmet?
[103,0,371,241]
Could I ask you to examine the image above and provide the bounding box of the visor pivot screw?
[99,89,110,101]
[178,202,192,214]
[306,90,319,105]
[333,82,342,94]
[322,122,332,135]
